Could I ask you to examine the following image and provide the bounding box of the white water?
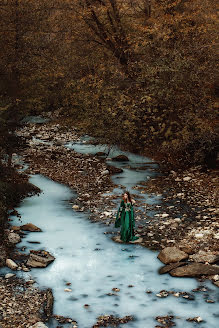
[2,136,218,327]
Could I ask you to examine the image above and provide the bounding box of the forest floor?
[0,118,218,327]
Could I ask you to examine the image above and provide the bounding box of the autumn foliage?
[0,0,218,168]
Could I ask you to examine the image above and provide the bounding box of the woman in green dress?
[115,191,139,242]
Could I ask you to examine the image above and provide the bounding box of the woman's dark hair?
[123,191,132,204]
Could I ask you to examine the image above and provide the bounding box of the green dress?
[115,200,138,242]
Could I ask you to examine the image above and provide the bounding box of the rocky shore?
[0,168,55,328]
[0,275,53,328]
[15,120,219,283]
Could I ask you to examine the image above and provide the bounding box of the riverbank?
[16,120,219,267]
[4,173,219,328]
[0,165,41,264]
[0,166,53,328]
[0,117,218,327]
[0,276,53,328]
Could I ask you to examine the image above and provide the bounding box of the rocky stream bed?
[0,117,218,328]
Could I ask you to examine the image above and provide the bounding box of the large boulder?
[21,223,42,232]
[170,263,219,277]
[158,247,188,264]
[190,251,219,264]
[112,155,129,162]
[27,251,55,268]
[8,232,21,244]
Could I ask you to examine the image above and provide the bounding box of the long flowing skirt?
[120,212,138,242]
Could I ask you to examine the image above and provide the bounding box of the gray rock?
[8,232,21,244]
[170,263,219,277]
[158,247,189,264]
[27,252,55,268]
[6,259,18,270]
[21,223,42,232]
[112,155,129,162]
[30,322,48,328]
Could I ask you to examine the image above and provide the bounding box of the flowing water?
[1,135,219,328]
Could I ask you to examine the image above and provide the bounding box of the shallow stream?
[2,133,219,327]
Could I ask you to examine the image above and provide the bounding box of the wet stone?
[156,290,169,298]
[170,263,219,277]
[155,315,175,327]
[27,250,55,268]
[21,223,42,232]
[93,315,133,328]
[159,262,187,274]
[186,316,203,323]
[111,155,129,162]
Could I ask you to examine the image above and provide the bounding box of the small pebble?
[206,299,215,303]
